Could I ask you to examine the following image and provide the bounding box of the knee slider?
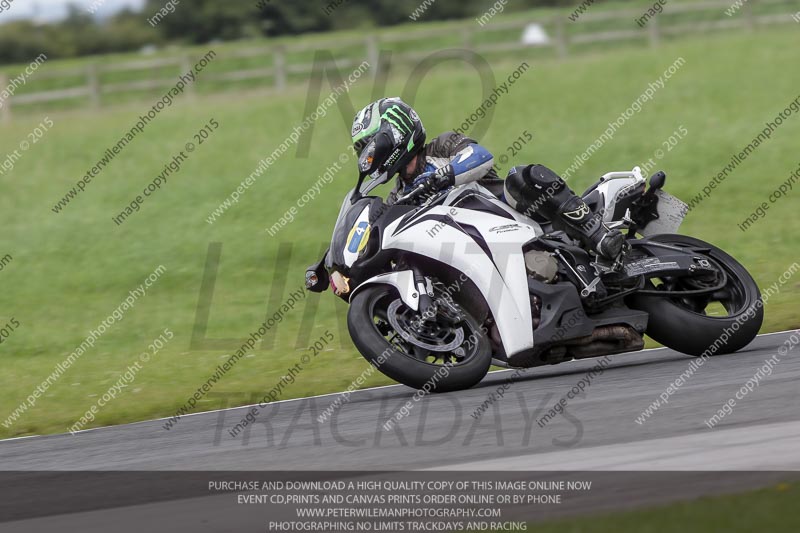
[523,164,574,219]
[505,164,579,220]
[524,164,564,190]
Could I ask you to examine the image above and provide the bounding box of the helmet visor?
[357,129,395,176]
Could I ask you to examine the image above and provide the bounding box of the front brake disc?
[386,299,464,352]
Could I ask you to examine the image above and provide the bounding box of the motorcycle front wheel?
[347,284,492,392]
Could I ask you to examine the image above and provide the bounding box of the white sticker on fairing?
[456,145,474,163]
[343,206,371,267]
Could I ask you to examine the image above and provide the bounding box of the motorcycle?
[305,156,763,392]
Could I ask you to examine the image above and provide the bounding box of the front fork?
[409,265,465,327]
[411,265,434,317]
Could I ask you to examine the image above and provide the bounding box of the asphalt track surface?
[1,330,799,531]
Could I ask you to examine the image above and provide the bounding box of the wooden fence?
[1,0,798,122]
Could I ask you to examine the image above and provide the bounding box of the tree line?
[0,0,572,64]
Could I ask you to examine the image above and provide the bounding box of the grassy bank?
[521,481,800,533]
[1,24,798,438]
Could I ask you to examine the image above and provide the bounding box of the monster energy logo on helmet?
[382,105,414,135]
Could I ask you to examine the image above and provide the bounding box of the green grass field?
[1,22,799,439]
[521,481,800,533]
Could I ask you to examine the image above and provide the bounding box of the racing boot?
[504,164,624,260]
[555,195,625,261]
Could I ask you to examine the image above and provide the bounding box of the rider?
[351,97,504,204]
[350,97,624,260]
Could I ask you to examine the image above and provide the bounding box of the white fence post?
[554,17,568,58]
[86,64,101,108]
[365,36,380,78]
[274,47,286,91]
[649,16,661,47]
[181,56,196,97]
[743,0,756,30]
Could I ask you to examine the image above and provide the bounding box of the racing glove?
[405,165,455,196]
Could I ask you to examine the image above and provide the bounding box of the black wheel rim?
[651,244,752,319]
[367,287,484,367]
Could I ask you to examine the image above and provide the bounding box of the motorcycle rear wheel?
[628,234,763,356]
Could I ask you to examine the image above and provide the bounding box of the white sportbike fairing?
[314,166,763,392]
[354,182,542,357]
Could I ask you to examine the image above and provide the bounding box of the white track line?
[430,419,800,471]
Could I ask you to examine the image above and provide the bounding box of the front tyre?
[348,284,492,392]
[628,234,763,356]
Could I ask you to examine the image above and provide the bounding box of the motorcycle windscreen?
[325,196,383,275]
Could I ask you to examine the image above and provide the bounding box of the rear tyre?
[348,284,492,392]
[628,234,763,356]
